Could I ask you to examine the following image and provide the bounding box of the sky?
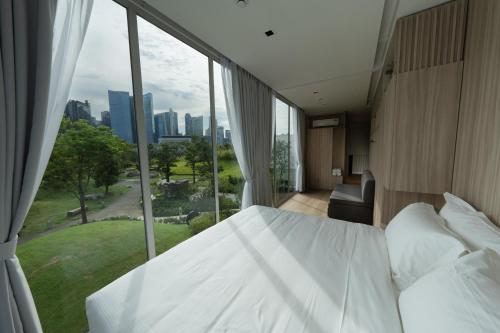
[68,0,289,136]
[69,0,229,135]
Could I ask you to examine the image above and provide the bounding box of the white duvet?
[86,206,402,333]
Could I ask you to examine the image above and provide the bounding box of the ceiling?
[145,0,450,115]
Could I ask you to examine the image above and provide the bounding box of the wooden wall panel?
[380,190,444,228]
[370,0,468,227]
[452,0,500,226]
[389,62,463,193]
[394,0,467,73]
[332,128,346,171]
[370,79,396,227]
[306,127,344,190]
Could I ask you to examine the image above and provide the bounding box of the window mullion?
[127,8,156,259]
[209,60,220,223]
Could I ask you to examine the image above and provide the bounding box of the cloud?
[69,0,230,136]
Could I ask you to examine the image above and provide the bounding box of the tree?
[94,149,120,195]
[44,119,128,224]
[94,126,130,194]
[195,138,223,195]
[155,142,179,182]
[184,137,201,183]
[273,140,289,191]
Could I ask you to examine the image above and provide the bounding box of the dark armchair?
[327,170,375,225]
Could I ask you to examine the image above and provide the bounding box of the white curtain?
[271,95,277,204]
[221,59,273,208]
[0,1,93,332]
[292,107,305,192]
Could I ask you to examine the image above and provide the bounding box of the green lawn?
[17,220,192,333]
[22,183,129,237]
[218,159,242,178]
[171,158,242,179]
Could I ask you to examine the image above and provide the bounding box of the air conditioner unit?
[311,117,340,128]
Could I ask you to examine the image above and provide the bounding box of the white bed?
[86,206,402,333]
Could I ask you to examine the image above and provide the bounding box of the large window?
[137,17,219,253]
[16,2,287,332]
[17,1,156,332]
[273,98,297,205]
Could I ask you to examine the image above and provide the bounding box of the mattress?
[86,206,402,333]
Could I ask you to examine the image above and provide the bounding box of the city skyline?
[65,92,232,145]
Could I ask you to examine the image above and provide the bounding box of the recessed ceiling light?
[265,30,275,37]
[234,0,249,8]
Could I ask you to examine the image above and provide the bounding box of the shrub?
[218,175,244,194]
[217,146,236,161]
[190,213,216,235]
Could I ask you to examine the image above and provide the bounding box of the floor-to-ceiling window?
[17,2,159,332]
[16,2,295,331]
[273,98,296,205]
[137,17,219,252]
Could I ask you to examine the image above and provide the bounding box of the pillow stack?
[399,248,500,333]
[439,192,500,253]
[386,195,500,333]
[385,202,468,290]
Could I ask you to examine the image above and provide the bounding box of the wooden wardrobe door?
[306,127,333,190]
[389,62,463,193]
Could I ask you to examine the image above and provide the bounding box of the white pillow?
[385,202,468,290]
[440,193,500,253]
[399,249,500,333]
[442,192,477,211]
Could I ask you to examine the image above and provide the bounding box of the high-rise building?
[101,111,111,127]
[169,108,179,136]
[216,126,224,145]
[225,129,232,144]
[154,112,167,138]
[185,113,192,136]
[154,108,179,139]
[65,100,92,122]
[192,116,203,137]
[108,90,135,143]
[143,93,155,143]
[205,115,213,137]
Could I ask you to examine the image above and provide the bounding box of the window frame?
[113,0,298,259]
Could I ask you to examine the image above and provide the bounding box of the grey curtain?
[221,59,273,208]
[0,1,92,332]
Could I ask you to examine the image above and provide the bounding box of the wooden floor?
[279,190,330,217]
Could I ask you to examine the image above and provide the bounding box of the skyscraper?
[65,100,92,122]
[101,111,111,127]
[154,113,168,138]
[185,113,192,136]
[154,109,179,138]
[225,129,232,144]
[108,90,135,143]
[192,116,203,137]
[205,115,212,137]
[143,93,155,143]
[216,126,224,145]
[169,108,179,136]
